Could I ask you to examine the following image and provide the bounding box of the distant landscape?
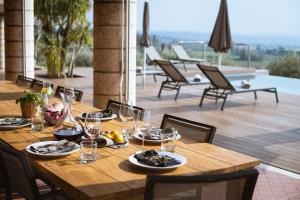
[137,31,300,78]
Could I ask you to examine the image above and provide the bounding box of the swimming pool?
[231,75,300,96]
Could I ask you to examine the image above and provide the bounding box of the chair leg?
[274,88,279,103]
[221,94,228,111]
[183,62,187,71]
[157,82,165,98]
[175,86,181,100]
[199,89,207,106]
[153,74,157,82]
[254,91,257,100]
[5,188,12,200]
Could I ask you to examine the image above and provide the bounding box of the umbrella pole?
[218,53,222,70]
[143,48,147,87]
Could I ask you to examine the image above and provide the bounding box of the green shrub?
[267,54,300,78]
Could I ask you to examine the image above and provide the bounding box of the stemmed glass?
[84,113,101,141]
[66,88,75,102]
[65,88,75,111]
[139,110,151,151]
[119,100,135,137]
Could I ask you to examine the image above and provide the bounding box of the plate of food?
[79,109,117,121]
[133,127,181,143]
[0,117,31,130]
[129,150,187,170]
[26,140,80,157]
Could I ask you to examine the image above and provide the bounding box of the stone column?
[93,0,136,109]
[4,0,34,81]
[0,1,4,70]
[0,15,4,70]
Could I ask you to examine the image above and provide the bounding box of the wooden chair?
[0,139,63,200]
[16,75,33,88]
[155,59,208,100]
[106,99,146,120]
[145,168,259,200]
[197,64,279,110]
[55,86,83,102]
[160,114,216,143]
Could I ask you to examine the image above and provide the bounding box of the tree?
[35,0,90,78]
[67,23,92,77]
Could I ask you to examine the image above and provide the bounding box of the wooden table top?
[0,81,260,200]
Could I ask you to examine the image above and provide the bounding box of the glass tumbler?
[31,105,44,133]
[80,140,97,164]
[160,132,176,152]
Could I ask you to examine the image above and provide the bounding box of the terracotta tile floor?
[254,166,300,200]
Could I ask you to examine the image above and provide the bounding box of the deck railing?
[179,41,251,69]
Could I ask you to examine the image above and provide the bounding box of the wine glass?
[65,88,75,111]
[119,100,134,136]
[66,88,75,102]
[139,110,151,150]
[84,113,101,141]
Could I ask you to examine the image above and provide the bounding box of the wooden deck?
[136,75,300,174]
[7,67,299,174]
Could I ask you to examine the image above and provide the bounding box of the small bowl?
[53,128,83,141]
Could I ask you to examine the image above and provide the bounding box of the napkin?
[241,80,251,89]
[0,118,30,126]
[80,135,129,149]
[30,140,78,154]
[194,74,203,82]
[81,109,113,118]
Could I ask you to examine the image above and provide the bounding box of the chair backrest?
[31,79,54,93]
[172,45,191,60]
[160,114,215,143]
[16,75,33,88]
[55,86,83,102]
[147,46,162,61]
[154,59,188,83]
[145,168,259,200]
[106,99,146,121]
[0,139,40,200]
[197,64,235,91]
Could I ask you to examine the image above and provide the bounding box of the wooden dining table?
[0,80,260,200]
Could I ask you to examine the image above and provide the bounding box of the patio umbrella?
[208,0,232,69]
[140,0,151,86]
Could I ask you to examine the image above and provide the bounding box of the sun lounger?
[197,64,279,110]
[172,45,207,71]
[155,59,209,100]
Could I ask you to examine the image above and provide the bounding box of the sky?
[136,0,300,36]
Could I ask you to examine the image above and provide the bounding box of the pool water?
[232,75,300,96]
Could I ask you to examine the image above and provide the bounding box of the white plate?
[133,129,181,143]
[128,151,187,170]
[0,118,31,130]
[79,113,117,121]
[26,141,80,157]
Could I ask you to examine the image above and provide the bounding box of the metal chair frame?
[160,114,216,143]
[145,168,259,200]
[197,64,279,110]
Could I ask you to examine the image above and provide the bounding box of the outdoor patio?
[0,0,299,199]
[7,66,299,200]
